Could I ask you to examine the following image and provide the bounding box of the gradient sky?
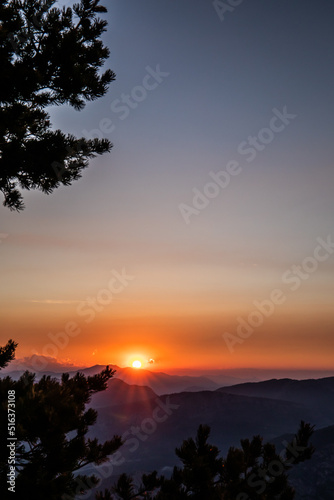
[1,0,334,372]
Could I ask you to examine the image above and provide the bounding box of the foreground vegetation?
[0,340,315,500]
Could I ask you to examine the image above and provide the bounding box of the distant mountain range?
[2,363,334,499]
[89,377,157,409]
[216,377,334,426]
[4,362,334,395]
[89,376,334,461]
[87,374,334,499]
[2,363,225,394]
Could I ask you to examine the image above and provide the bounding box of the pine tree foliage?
[0,339,18,369]
[99,422,315,500]
[109,472,163,500]
[0,0,114,210]
[0,342,122,500]
[0,341,315,500]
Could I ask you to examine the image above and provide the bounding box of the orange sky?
[1,224,333,371]
[1,274,334,371]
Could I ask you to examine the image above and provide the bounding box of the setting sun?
[132,360,142,369]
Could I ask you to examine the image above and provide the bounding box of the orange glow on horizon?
[5,305,334,373]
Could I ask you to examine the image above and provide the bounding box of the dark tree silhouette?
[0,339,18,369]
[0,341,122,500]
[0,0,114,210]
[101,422,315,500]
